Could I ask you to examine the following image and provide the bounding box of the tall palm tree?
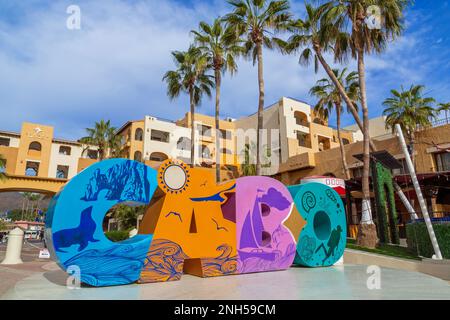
[80,120,118,160]
[321,0,409,230]
[438,103,450,124]
[28,193,41,221]
[163,45,214,167]
[20,192,33,221]
[108,134,123,159]
[383,85,436,166]
[224,0,291,175]
[310,68,359,179]
[192,18,241,182]
[282,5,363,134]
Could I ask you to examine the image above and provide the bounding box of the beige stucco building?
[0,97,357,185]
[0,122,98,180]
[113,97,355,174]
[1,98,448,239]
[276,122,450,237]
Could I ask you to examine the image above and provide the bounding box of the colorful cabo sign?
[45,159,346,287]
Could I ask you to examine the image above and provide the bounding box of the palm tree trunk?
[189,88,196,168]
[314,48,377,151]
[256,42,265,176]
[30,202,34,221]
[25,199,29,221]
[336,103,351,180]
[35,197,41,221]
[215,69,221,183]
[21,196,25,221]
[314,48,377,152]
[357,48,373,224]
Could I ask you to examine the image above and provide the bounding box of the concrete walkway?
[0,241,50,297]
[2,263,450,300]
[344,249,450,281]
[1,244,449,300]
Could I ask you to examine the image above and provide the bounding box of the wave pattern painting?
[62,235,152,287]
[198,244,238,277]
[139,240,239,282]
[139,239,189,283]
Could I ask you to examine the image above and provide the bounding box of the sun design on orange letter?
[139,160,237,283]
[158,160,190,195]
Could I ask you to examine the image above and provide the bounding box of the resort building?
[278,121,450,238]
[0,96,357,192]
[1,97,448,242]
[0,122,99,180]
[114,97,355,174]
[344,116,395,142]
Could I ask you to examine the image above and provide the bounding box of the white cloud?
[0,0,447,139]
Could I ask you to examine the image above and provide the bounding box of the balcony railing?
[295,120,310,127]
[430,118,450,127]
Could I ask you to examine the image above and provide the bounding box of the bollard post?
[1,227,24,265]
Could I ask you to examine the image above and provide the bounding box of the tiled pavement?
[1,243,449,299]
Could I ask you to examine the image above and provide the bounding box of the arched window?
[177,137,191,151]
[149,152,168,162]
[294,111,309,126]
[134,151,142,162]
[29,142,42,152]
[59,146,71,155]
[342,138,350,145]
[135,128,144,141]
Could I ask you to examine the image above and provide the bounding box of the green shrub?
[104,230,130,242]
[406,222,450,259]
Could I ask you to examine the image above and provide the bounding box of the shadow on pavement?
[43,269,68,287]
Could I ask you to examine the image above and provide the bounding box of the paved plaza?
[1,242,450,300]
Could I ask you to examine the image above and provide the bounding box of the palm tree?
[80,120,118,160]
[320,0,409,232]
[224,0,291,175]
[20,192,33,221]
[163,45,214,167]
[438,103,450,124]
[110,204,146,231]
[28,193,41,221]
[310,68,359,179]
[282,4,365,141]
[383,85,436,166]
[108,134,123,159]
[192,18,241,182]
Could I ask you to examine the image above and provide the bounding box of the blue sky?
[0,0,449,140]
